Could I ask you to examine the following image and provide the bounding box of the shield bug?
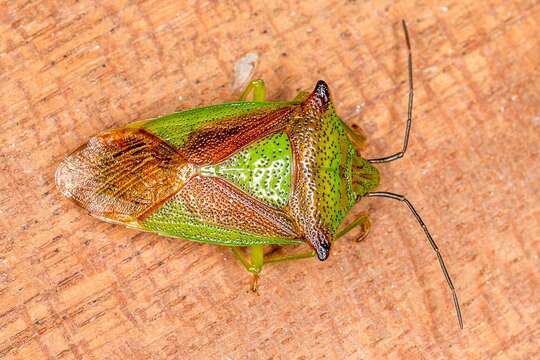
[56,21,462,328]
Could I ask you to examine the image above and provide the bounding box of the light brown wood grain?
[0,1,539,359]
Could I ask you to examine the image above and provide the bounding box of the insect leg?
[365,191,463,329]
[262,212,368,265]
[368,20,414,164]
[230,247,253,271]
[335,211,371,242]
[230,245,264,292]
[239,79,266,101]
[264,249,316,264]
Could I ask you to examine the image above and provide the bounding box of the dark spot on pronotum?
[314,235,331,261]
[313,80,330,111]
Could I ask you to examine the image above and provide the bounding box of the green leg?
[239,79,266,102]
[263,213,370,265]
[264,249,316,264]
[263,216,369,264]
[336,211,371,242]
[230,245,265,292]
[230,247,252,271]
[232,214,369,271]
[341,119,368,151]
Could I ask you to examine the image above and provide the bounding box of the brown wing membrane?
[56,128,190,223]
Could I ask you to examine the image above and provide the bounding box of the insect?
[56,21,462,328]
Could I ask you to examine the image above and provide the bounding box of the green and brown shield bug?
[56,21,462,328]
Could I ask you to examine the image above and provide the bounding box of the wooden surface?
[1,1,539,359]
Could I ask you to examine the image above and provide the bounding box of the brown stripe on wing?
[180,107,293,165]
[56,128,192,223]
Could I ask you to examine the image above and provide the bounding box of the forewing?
[140,102,293,165]
[140,176,302,246]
